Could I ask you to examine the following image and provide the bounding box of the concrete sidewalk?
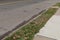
[33,35,56,40]
[0,0,60,39]
[35,8,60,40]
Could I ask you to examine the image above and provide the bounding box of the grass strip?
[5,8,58,40]
[54,3,60,7]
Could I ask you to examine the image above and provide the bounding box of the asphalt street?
[0,0,45,11]
[0,0,60,39]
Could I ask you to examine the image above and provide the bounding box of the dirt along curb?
[1,9,47,40]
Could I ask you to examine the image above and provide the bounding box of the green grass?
[5,8,58,40]
[54,3,60,7]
